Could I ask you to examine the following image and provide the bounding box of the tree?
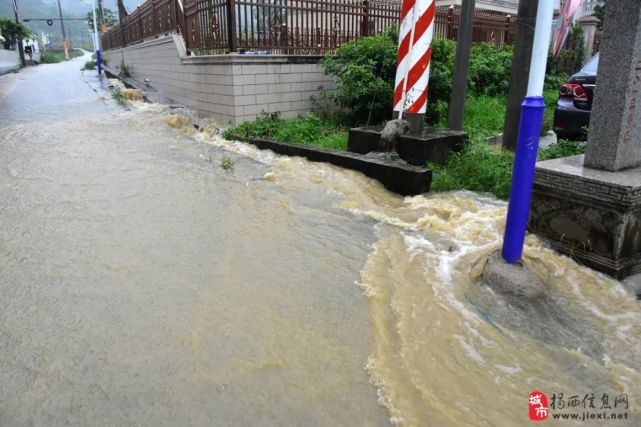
[86,8,118,32]
[593,3,605,31]
[0,17,32,50]
[568,22,585,73]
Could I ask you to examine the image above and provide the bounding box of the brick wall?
[103,35,336,125]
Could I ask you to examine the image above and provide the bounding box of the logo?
[529,391,550,421]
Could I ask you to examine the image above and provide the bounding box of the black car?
[553,53,599,140]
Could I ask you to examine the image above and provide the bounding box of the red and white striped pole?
[393,0,435,133]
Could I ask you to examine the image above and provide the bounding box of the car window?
[582,54,599,74]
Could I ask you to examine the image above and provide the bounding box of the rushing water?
[1,68,640,426]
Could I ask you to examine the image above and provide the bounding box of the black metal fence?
[101,1,516,55]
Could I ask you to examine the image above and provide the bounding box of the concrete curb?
[102,67,431,195]
[241,137,432,196]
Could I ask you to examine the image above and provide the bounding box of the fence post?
[151,0,157,36]
[504,14,511,45]
[447,6,454,39]
[227,0,238,52]
[281,24,288,54]
[362,0,369,36]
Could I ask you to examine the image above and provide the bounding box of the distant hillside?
[0,0,142,47]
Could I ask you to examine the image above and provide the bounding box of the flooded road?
[1,54,640,426]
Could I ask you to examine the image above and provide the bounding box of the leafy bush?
[467,43,513,96]
[321,32,525,127]
[111,87,128,107]
[119,60,131,78]
[320,27,398,126]
[82,60,96,70]
[224,113,348,150]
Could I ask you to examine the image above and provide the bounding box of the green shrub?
[220,156,235,170]
[321,27,398,126]
[223,113,348,150]
[111,87,128,107]
[467,43,513,96]
[320,32,548,128]
[119,60,131,78]
[82,60,96,70]
[424,38,456,124]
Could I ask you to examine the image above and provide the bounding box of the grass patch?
[541,89,559,135]
[459,96,507,138]
[40,49,84,64]
[537,139,585,161]
[429,139,585,200]
[111,87,128,107]
[437,90,558,138]
[429,142,515,199]
[82,60,96,70]
[40,52,64,63]
[224,113,348,150]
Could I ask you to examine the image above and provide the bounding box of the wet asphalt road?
[0,51,388,426]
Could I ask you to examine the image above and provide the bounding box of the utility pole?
[502,0,538,151]
[11,0,26,67]
[98,0,106,33]
[56,0,68,59]
[92,0,102,74]
[502,0,553,263]
[447,0,475,131]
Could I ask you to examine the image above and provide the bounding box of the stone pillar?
[584,1,641,171]
[578,15,599,61]
[529,0,641,279]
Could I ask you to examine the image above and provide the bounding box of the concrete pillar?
[584,0,641,171]
[578,15,599,62]
[447,0,475,131]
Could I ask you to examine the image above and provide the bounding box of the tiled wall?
[0,49,20,75]
[103,35,335,125]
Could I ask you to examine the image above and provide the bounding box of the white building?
[575,0,604,19]
[436,0,518,14]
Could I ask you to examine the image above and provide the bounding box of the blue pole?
[92,0,101,75]
[501,96,545,263]
[501,0,553,264]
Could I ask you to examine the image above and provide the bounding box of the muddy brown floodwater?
[1,61,640,427]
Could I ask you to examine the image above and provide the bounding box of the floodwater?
[1,56,640,426]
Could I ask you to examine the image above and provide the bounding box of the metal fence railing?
[101,2,516,55]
